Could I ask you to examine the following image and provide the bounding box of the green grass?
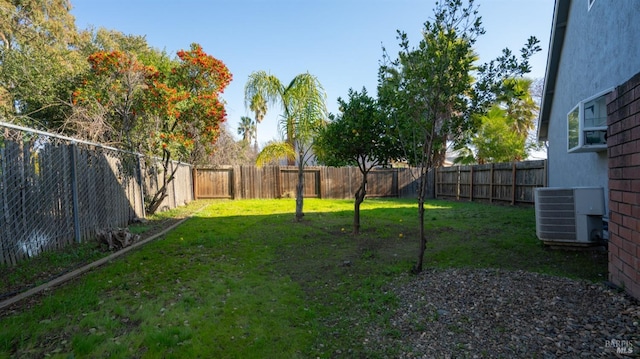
[0,201,208,298]
[0,198,607,358]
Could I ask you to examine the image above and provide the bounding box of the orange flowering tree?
[142,43,232,213]
[168,43,232,163]
[71,43,232,214]
[70,50,153,144]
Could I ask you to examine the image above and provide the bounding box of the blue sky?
[71,0,555,147]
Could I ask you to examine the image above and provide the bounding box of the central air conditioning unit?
[534,187,605,245]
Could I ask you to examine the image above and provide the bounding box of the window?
[567,89,611,153]
[568,105,580,150]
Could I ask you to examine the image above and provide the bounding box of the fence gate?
[367,169,399,197]
[193,168,234,199]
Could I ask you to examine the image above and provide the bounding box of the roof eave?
[537,0,571,142]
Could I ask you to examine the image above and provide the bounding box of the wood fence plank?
[434,160,546,205]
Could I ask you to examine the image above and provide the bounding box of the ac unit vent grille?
[534,187,604,243]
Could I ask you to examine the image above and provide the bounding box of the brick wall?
[607,71,640,300]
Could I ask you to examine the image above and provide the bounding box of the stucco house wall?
[539,0,640,213]
[539,0,640,300]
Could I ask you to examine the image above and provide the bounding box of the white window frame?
[567,88,612,153]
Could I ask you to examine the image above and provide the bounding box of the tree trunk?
[146,149,177,215]
[146,188,169,215]
[286,126,295,166]
[413,169,429,274]
[414,199,426,274]
[294,154,304,221]
[353,173,367,235]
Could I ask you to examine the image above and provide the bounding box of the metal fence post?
[171,161,177,208]
[69,142,81,243]
[137,154,146,219]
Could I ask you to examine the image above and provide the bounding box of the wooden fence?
[193,161,545,204]
[193,166,427,200]
[435,160,546,205]
[0,116,546,267]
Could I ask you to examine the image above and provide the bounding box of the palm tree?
[249,93,267,150]
[454,78,538,165]
[499,77,538,136]
[244,70,327,221]
[237,116,255,144]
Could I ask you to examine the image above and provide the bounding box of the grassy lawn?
[0,198,606,358]
[0,202,202,300]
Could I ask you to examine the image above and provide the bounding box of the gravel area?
[368,268,639,358]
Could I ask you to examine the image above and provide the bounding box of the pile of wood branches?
[96,228,140,251]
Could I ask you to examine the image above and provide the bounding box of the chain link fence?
[0,122,193,266]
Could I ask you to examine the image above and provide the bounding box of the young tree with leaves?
[315,87,399,235]
[378,0,540,273]
[244,71,327,221]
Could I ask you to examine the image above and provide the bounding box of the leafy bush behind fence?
[0,122,192,266]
